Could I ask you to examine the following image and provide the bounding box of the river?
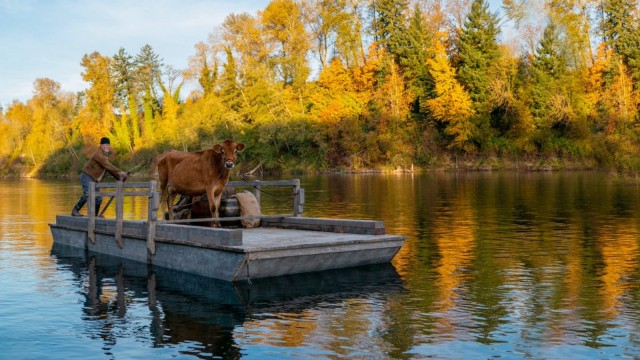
[1,172,639,359]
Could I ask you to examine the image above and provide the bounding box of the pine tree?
[601,0,637,53]
[112,48,134,109]
[529,21,568,124]
[111,48,137,150]
[532,22,568,79]
[601,0,640,84]
[456,0,500,109]
[369,0,410,57]
[398,4,435,112]
[134,45,163,144]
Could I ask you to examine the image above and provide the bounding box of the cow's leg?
[167,188,177,220]
[206,187,220,228]
[159,186,168,220]
[157,159,169,221]
[212,191,223,228]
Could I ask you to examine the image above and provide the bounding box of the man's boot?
[95,203,104,218]
[71,204,82,216]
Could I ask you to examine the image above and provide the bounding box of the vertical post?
[87,257,98,309]
[115,180,124,248]
[293,179,301,217]
[253,181,261,206]
[88,182,96,244]
[297,188,305,215]
[147,181,158,255]
[116,264,126,317]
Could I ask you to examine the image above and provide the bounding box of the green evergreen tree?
[601,0,637,52]
[456,0,501,108]
[455,0,501,148]
[111,48,138,149]
[601,0,640,85]
[112,48,135,108]
[398,4,434,112]
[529,20,574,144]
[532,22,567,79]
[134,45,163,144]
[530,22,564,120]
[369,0,409,57]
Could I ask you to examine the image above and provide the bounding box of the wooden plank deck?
[238,227,401,251]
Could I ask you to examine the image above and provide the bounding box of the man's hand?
[119,171,129,181]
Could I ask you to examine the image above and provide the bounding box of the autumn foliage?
[2,0,640,176]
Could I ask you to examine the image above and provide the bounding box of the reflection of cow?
[156,140,245,227]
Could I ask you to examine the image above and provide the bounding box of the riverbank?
[1,153,613,180]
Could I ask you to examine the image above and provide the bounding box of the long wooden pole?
[88,182,96,244]
[99,172,130,217]
[115,180,124,248]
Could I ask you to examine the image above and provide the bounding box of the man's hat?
[100,137,110,145]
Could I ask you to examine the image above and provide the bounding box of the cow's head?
[213,140,246,169]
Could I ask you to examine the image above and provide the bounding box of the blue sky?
[0,0,270,108]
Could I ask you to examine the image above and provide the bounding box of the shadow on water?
[50,242,405,359]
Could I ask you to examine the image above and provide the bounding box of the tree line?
[1,0,640,176]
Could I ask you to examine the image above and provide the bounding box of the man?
[71,137,128,217]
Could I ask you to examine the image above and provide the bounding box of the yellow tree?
[372,56,415,167]
[309,58,364,167]
[23,78,75,174]
[312,66,355,126]
[221,12,274,123]
[0,100,33,163]
[157,79,184,147]
[353,43,384,106]
[261,0,311,88]
[78,51,116,145]
[424,34,476,151]
[587,44,639,134]
[603,60,638,132]
[378,59,413,127]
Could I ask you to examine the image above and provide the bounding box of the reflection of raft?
[49,179,405,281]
[50,242,404,357]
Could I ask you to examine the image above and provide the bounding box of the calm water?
[2,172,640,359]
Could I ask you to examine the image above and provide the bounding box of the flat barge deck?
[50,180,405,281]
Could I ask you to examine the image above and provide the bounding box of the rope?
[251,186,295,199]
[235,158,296,200]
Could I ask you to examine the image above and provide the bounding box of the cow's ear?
[236,143,246,152]
[213,144,222,153]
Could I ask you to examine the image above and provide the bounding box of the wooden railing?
[87,179,304,254]
[164,179,305,225]
[89,181,159,251]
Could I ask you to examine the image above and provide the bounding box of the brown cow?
[156,139,245,226]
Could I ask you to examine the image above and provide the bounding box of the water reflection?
[51,243,404,359]
[4,173,640,358]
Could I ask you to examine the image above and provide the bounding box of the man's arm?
[93,152,128,180]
